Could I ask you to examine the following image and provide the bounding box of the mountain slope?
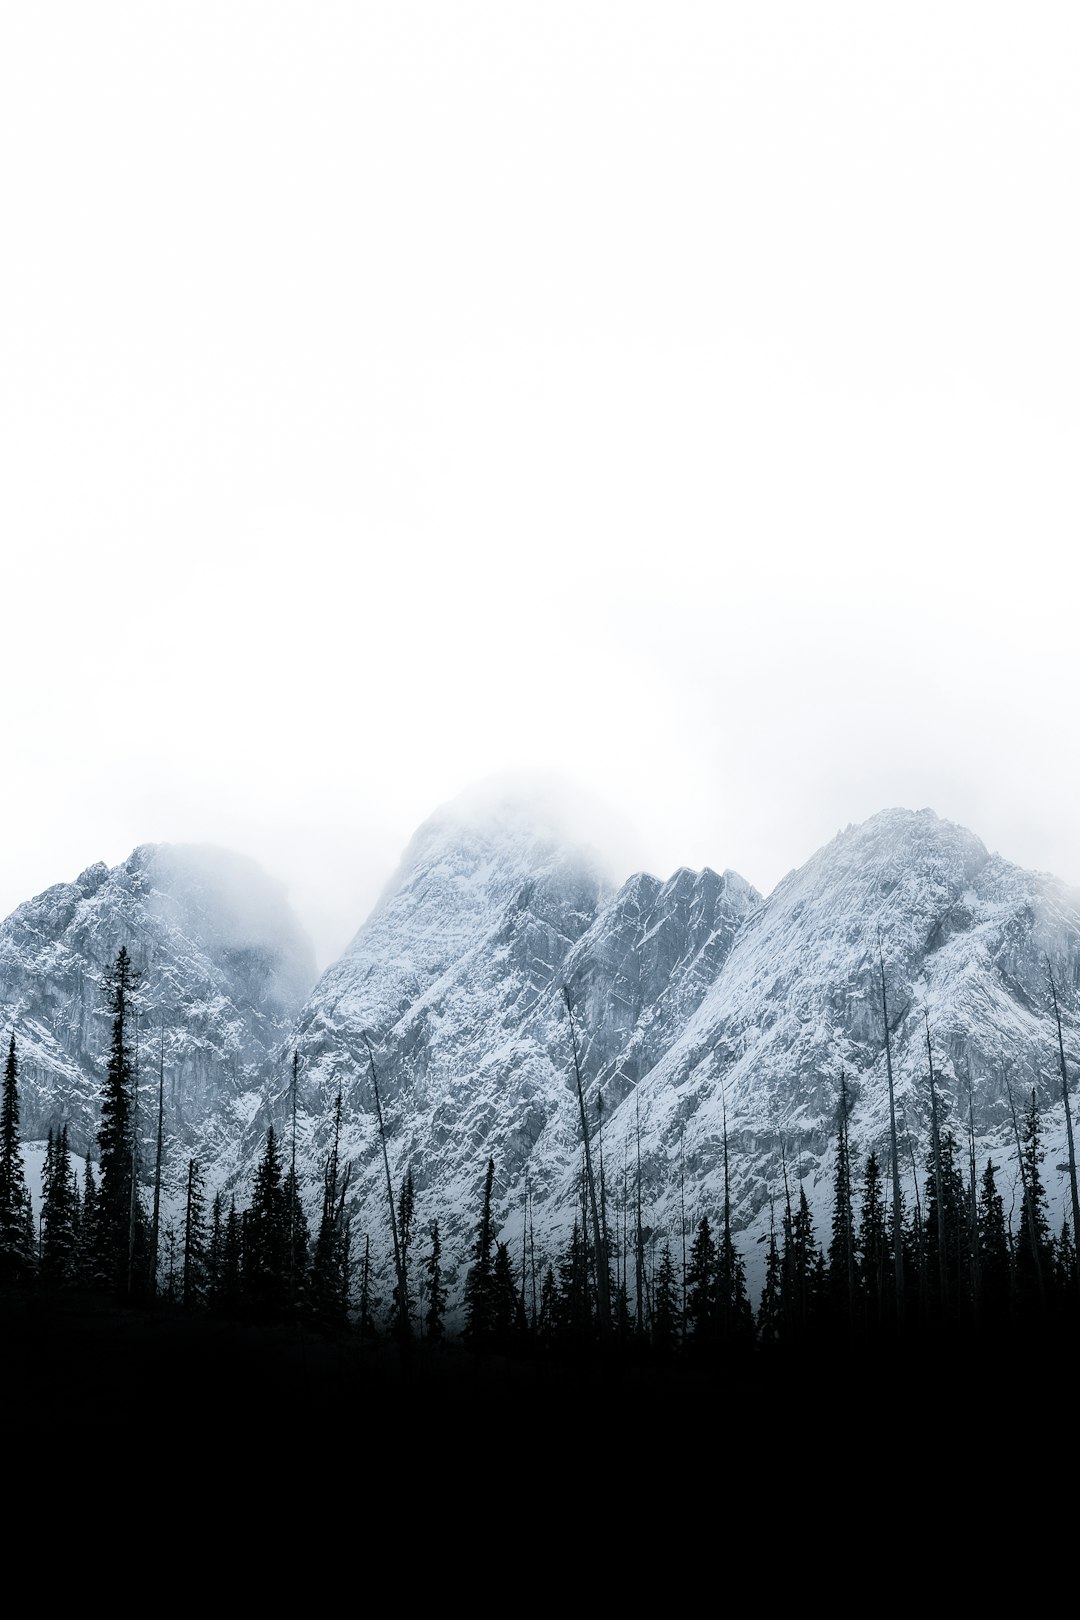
[0,843,317,1191]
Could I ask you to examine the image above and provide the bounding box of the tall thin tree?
[1047,960,1080,1290]
[878,939,905,1321]
[562,986,610,1336]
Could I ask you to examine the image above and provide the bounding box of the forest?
[2,943,1079,1434]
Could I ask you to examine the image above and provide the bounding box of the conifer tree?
[182,1157,209,1310]
[857,1149,890,1335]
[825,1073,858,1333]
[94,947,147,1294]
[537,1261,560,1354]
[757,1214,785,1348]
[463,1156,497,1350]
[1013,1087,1054,1317]
[356,1232,379,1343]
[244,1124,286,1319]
[78,1153,100,1285]
[490,1240,523,1353]
[554,1218,594,1354]
[976,1158,1010,1325]
[423,1220,447,1343]
[309,1092,352,1330]
[281,1048,309,1316]
[650,1242,680,1363]
[205,1190,225,1309]
[218,1195,243,1316]
[0,1033,34,1285]
[389,1166,415,1339]
[685,1214,717,1351]
[922,1126,971,1323]
[39,1125,78,1286]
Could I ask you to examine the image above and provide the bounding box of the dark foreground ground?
[9,1289,1074,1588]
[5,1286,1075,1486]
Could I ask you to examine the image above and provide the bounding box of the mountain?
[591,805,1080,1298]
[0,842,317,1189]
[279,800,1080,1325]
[7,794,1080,1336]
[283,783,759,1320]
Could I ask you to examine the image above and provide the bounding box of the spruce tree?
[1013,1088,1054,1318]
[490,1240,523,1354]
[0,1032,34,1285]
[684,1214,717,1352]
[857,1149,890,1337]
[463,1155,497,1351]
[182,1157,209,1310]
[650,1243,680,1363]
[309,1092,353,1331]
[39,1125,78,1286]
[423,1220,447,1344]
[825,1074,858,1333]
[976,1158,1010,1326]
[94,947,146,1295]
[245,1124,286,1319]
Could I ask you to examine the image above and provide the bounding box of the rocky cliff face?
[281,788,762,1321]
[0,843,317,1189]
[585,807,1080,1301]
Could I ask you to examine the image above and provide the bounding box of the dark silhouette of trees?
[463,1156,497,1350]
[39,1125,79,1286]
[94,947,148,1296]
[0,1033,34,1285]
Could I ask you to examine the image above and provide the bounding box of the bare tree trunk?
[562,987,610,1336]
[879,942,906,1322]
[362,1032,410,1348]
[924,1012,947,1313]
[1047,961,1080,1290]
[149,1019,165,1296]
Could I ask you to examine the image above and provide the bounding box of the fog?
[2,6,1077,970]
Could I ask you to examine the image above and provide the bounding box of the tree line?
[1,944,1079,1378]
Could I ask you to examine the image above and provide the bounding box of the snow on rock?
[0,843,317,1203]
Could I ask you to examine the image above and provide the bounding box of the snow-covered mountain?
[0,842,317,1192]
[588,806,1080,1300]
[278,798,1080,1323]
[283,784,760,1317]
[7,793,1080,1329]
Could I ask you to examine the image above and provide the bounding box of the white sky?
[2,4,1078,971]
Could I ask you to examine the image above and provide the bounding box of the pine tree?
[423,1220,447,1344]
[182,1157,209,1310]
[1013,1088,1054,1318]
[463,1155,497,1351]
[78,1153,100,1285]
[244,1124,286,1319]
[554,1219,594,1355]
[94,947,146,1295]
[757,1216,785,1348]
[356,1233,380,1343]
[217,1196,243,1316]
[783,1186,824,1338]
[205,1191,225,1309]
[684,1214,717,1352]
[39,1125,78,1286]
[388,1167,415,1340]
[857,1149,890,1336]
[825,1073,858,1333]
[650,1243,680,1363]
[309,1092,352,1331]
[0,1032,34,1285]
[490,1240,522,1353]
[922,1127,971,1324]
[976,1158,1010,1326]
[281,1049,309,1317]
